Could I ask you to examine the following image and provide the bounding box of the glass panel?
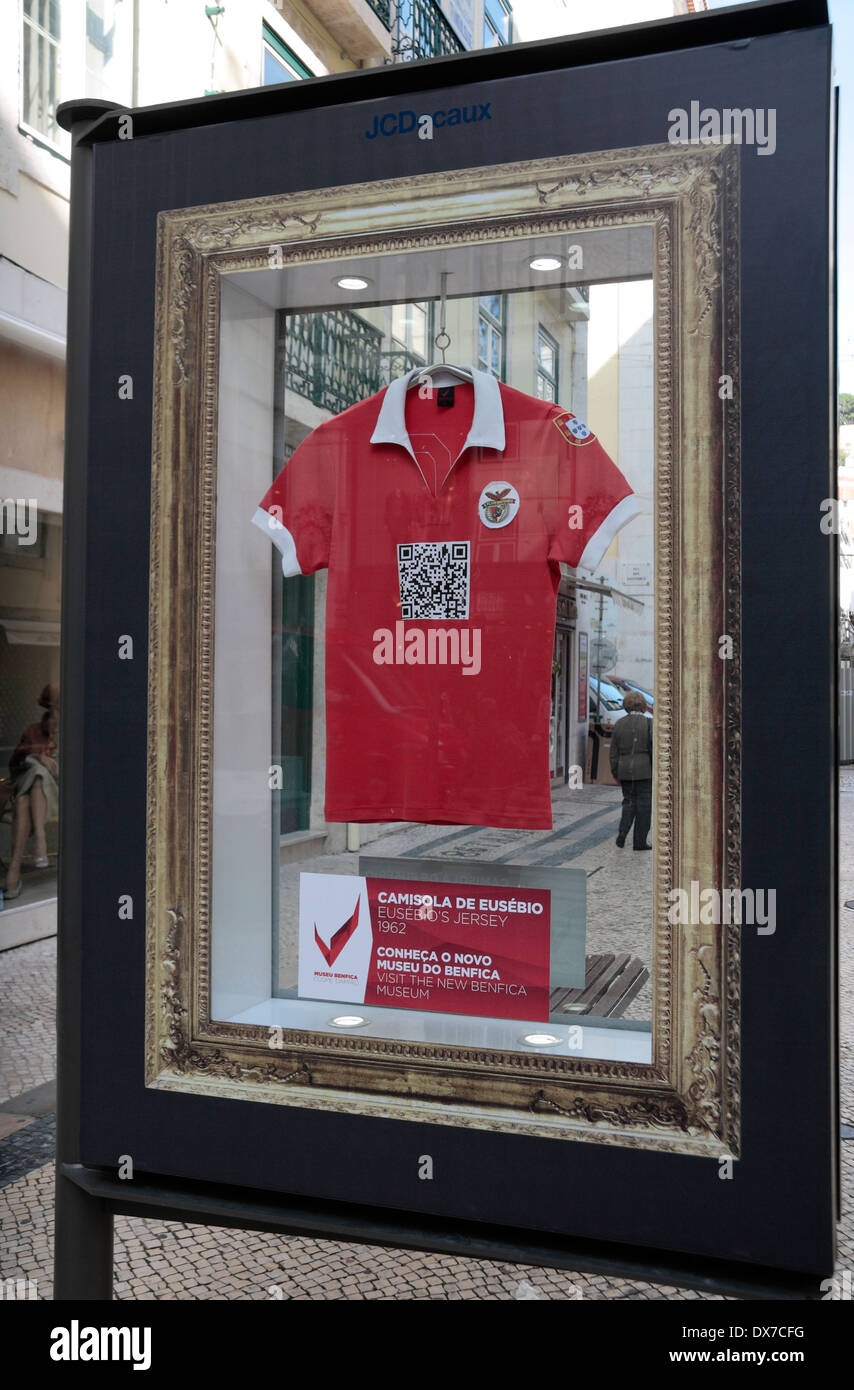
[213,224,655,1066]
[390,302,406,345]
[410,302,427,359]
[277,571,314,833]
[478,317,488,368]
[22,0,63,144]
[391,302,428,358]
[23,0,61,33]
[85,0,133,105]
[263,48,294,85]
[484,0,512,44]
[537,337,555,375]
[0,511,62,907]
[262,25,311,82]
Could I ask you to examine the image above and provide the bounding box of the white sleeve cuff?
[577,493,642,573]
[251,507,303,578]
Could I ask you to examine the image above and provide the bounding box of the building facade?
[0,0,695,909]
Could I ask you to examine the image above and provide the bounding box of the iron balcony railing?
[283,311,384,416]
[379,346,425,384]
[392,0,465,60]
[281,312,425,415]
[366,0,392,27]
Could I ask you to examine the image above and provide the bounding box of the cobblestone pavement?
[0,937,55,1106]
[0,778,851,1300]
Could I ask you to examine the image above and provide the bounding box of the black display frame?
[55,0,838,1298]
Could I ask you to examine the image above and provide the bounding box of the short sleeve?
[251,421,339,577]
[547,409,641,572]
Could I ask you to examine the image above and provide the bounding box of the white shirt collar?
[370,365,506,464]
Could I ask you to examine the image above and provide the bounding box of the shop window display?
[146,147,739,1154]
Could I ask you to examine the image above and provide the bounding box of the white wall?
[211,276,277,1019]
[512,0,690,42]
[587,279,655,689]
[135,0,338,104]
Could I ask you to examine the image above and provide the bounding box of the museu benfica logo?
[479,481,519,529]
[315,897,360,966]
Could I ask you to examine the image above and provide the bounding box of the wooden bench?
[550,952,649,1018]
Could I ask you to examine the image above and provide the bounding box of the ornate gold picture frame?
[145,144,741,1156]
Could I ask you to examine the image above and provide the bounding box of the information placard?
[299,872,550,1020]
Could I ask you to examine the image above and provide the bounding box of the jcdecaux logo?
[365,103,491,140]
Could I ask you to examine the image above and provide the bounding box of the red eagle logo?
[481,485,516,525]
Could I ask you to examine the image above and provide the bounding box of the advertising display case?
[55,0,838,1300]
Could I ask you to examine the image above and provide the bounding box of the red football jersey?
[253,367,639,829]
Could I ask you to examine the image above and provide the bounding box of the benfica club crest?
[478,481,520,529]
[553,411,596,445]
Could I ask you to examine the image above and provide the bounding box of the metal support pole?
[53,96,126,1303]
[54,1173,114,1301]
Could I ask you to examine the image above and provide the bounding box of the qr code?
[397,541,470,620]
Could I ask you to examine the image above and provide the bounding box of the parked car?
[588,676,627,736]
[605,674,654,715]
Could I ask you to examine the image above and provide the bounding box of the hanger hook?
[434,271,451,364]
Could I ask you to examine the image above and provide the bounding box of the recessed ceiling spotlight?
[520,1031,562,1047]
[329,1014,368,1028]
[336,275,370,290]
[529,255,563,272]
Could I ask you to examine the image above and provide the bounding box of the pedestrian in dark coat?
[609,689,652,851]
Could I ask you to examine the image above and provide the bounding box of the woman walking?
[609,689,652,852]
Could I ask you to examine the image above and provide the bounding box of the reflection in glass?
[214,228,655,1065]
[0,509,61,907]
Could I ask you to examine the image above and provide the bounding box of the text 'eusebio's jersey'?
[253,367,639,829]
